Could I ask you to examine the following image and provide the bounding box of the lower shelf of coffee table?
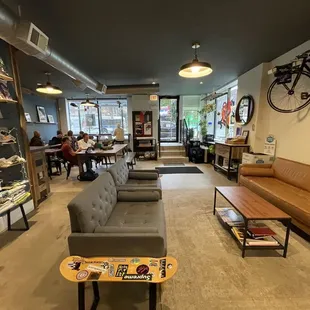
[215,210,285,251]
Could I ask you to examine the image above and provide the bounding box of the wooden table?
[60,255,178,310]
[213,186,291,258]
[76,144,127,174]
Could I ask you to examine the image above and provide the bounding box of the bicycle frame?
[283,57,310,92]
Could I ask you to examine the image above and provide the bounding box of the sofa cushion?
[67,172,117,233]
[126,178,162,188]
[272,157,310,192]
[240,176,310,225]
[108,158,129,185]
[129,171,158,180]
[105,201,165,229]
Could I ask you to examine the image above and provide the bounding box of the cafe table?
[76,144,127,174]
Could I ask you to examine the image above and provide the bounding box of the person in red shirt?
[61,137,93,171]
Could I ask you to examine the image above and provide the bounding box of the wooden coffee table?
[213,186,292,258]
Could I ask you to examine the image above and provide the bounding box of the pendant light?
[81,94,96,107]
[36,72,63,95]
[179,42,212,78]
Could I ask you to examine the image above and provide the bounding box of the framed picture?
[47,115,54,123]
[242,130,249,143]
[236,127,242,136]
[36,106,48,123]
[24,112,32,122]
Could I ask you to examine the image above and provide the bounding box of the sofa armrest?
[116,186,161,201]
[239,164,274,177]
[68,231,166,257]
[128,171,158,180]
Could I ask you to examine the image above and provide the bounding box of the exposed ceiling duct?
[0,1,106,94]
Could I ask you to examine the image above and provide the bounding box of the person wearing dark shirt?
[67,130,77,150]
[77,131,84,141]
[30,131,44,146]
[50,130,63,145]
[61,137,92,171]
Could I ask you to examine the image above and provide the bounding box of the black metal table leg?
[149,283,157,310]
[20,204,29,230]
[213,188,217,215]
[7,209,11,231]
[47,154,52,179]
[91,282,100,310]
[78,282,85,310]
[242,219,248,258]
[227,146,232,180]
[283,219,291,258]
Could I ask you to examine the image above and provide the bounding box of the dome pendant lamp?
[81,94,96,107]
[179,42,212,78]
[36,72,63,95]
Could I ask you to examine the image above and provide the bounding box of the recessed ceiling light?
[200,81,203,84]
[179,42,212,78]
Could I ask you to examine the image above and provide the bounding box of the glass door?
[159,96,179,142]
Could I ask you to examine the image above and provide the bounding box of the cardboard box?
[242,152,274,164]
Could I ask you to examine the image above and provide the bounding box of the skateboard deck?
[60,256,178,283]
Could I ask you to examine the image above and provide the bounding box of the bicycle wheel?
[267,71,310,113]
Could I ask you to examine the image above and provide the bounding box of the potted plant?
[199,102,215,139]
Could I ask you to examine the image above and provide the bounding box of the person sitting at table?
[77,131,84,141]
[29,131,44,146]
[50,130,63,145]
[67,130,77,150]
[78,133,95,150]
[113,123,125,144]
[61,137,93,172]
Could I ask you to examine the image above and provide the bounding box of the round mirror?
[235,95,254,126]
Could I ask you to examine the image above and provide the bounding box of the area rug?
[155,166,203,174]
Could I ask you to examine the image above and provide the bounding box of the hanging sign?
[264,135,276,156]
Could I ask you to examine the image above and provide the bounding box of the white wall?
[237,40,310,164]
[58,98,69,133]
[236,63,266,150]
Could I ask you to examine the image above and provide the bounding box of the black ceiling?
[10,0,310,98]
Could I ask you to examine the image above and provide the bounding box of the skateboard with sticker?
[60,255,177,283]
[60,256,178,310]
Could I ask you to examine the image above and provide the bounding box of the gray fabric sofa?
[108,158,162,198]
[67,172,166,258]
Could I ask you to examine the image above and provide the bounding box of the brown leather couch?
[239,157,310,234]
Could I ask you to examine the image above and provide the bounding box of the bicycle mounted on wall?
[267,50,310,113]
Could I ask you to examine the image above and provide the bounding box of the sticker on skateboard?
[60,256,178,283]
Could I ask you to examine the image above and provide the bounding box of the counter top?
[215,141,250,147]
[30,144,61,152]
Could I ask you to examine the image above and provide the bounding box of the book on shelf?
[231,227,279,246]
[248,226,276,238]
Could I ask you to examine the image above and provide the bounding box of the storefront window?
[67,100,128,134]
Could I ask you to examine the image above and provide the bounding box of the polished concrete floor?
[1,161,310,309]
